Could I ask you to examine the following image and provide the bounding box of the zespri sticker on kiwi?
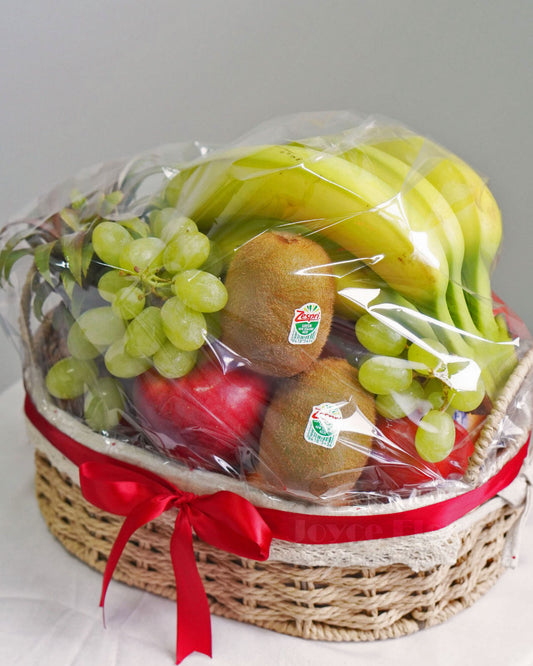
[289,303,322,345]
[304,402,343,448]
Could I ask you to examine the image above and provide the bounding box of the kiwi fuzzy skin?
[220,231,335,377]
[257,357,376,500]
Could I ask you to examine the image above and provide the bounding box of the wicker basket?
[33,448,525,641]
[19,282,533,644]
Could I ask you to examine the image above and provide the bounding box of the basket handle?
[18,266,38,371]
[465,346,533,484]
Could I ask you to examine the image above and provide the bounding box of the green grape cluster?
[45,358,125,432]
[354,313,485,463]
[44,208,228,431]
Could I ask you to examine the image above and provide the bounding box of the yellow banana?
[336,144,479,335]
[165,141,509,394]
[166,146,257,226]
[374,135,503,341]
[372,136,517,393]
[300,141,491,381]
[165,143,451,313]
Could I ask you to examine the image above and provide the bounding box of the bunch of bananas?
[162,128,517,400]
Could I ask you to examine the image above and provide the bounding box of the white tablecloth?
[1,380,532,666]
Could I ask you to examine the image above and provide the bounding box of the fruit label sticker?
[304,402,343,449]
[288,303,321,345]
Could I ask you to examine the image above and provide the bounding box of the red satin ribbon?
[260,439,530,543]
[26,397,272,663]
[24,394,530,661]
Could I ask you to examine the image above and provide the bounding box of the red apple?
[359,415,475,493]
[133,362,270,472]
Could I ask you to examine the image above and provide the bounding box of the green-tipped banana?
[336,144,480,336]
[300,133,513,398]
[165,145,262,226]
[314,141,499,389]
[375,135,503,341]
[373,136,517,393]
[166,143,451,313]
[164,141,513,397]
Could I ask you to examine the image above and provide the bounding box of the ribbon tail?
[99,497,168,610]
[171,507,212,664]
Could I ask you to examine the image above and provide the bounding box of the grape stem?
[116,267,173,298]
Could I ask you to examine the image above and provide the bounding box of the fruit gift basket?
[1,111,532,663]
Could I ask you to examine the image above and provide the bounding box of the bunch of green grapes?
[44,208,228,430]
[354,313,485,463]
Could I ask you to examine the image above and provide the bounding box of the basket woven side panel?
[34,450,522,642]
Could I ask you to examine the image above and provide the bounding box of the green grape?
[427,391,447,410]
[104,338,151,378]
[163,232,211,273]
[160,297,207,351]
[84,377,125,431]
[119,237,165,274]
[111,285,145,320]
[97,270,138,302]
[150,207,185,237]
[160,217,197,244]
[172,270,228,313]
[125,306,166,357]
[77,307,126,347]
[67,321,103,360]
[355,314,407,356]
[424,377,448,410]
[92,221,132,267]
[45,358,97,400]
[415,410,456,463]
[424,377,444,395]
[448,378,485,412]
[375,381,425,419]
[201,241,223,277]
[358,356,413,395]
[407,338,449,375]
[148,209,165,237]
[118,217,150,238]
[153,341,198,378]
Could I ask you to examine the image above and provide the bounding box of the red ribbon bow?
[79,460,272,664]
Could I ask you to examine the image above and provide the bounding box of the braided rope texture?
[34,450,523,641]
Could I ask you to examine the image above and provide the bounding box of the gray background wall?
[1,0,531,392]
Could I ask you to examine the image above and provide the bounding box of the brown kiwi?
[257,357,375,500]
[220,230,335,376]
